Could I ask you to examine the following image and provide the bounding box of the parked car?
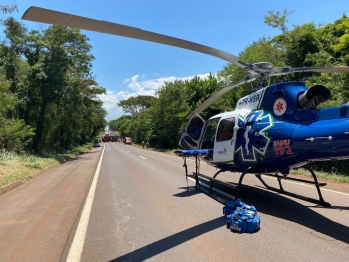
[93,140,100,147]
[123,137,132,145]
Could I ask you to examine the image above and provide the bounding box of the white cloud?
[99,73,211,121]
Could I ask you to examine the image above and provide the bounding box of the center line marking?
[139,156,146,159]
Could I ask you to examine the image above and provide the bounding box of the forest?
[0,5,107,154]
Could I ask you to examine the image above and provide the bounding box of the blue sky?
[4,0,349,121]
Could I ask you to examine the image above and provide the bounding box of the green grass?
[292,168,349,184]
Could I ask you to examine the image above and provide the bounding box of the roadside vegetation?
[292,168,349,184]
[0,5,105,189]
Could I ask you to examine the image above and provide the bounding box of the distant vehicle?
[102,133,110,142]
[110,134,118,142]
[93,140,100,147]
[123,137,132,145]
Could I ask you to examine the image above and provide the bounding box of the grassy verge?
[292,168,349,184]
[0,143,93,188]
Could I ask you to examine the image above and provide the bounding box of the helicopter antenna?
[250,81,254,92]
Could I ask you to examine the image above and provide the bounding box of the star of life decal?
[235,111,273,162]
[273,98,287,116]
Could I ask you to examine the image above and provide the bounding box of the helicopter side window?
[201,118,219,150]
[216,117,235,142]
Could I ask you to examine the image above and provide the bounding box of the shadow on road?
[109,216,224,262]
[176,179,349,245]
[109,178,349,261]
[173,187,200,197]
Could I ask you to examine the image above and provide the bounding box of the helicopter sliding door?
[179,112,207,150]
[213,114,239,163]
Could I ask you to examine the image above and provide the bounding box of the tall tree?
[118,95,157,116]
[150,80,188,148]
[264,9,294,34]
[3,18,106,152]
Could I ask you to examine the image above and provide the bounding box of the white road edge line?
[139,156,146,159]
[66,145,105,262]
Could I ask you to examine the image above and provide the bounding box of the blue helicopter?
[22,6,349,206]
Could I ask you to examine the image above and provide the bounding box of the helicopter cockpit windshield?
[200,117,219,161]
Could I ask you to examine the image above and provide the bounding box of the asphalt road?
[1,142,349,261]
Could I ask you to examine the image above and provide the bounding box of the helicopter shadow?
[173,186,201,197]
[109,182,349,261]
[109,216,225,262]
[176,178,349,244]
[307,204,349,211]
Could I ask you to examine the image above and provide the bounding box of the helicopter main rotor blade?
[193,75,256,114]
[22,6,248,69]
[271,66,349,74]
[290,66,349,73]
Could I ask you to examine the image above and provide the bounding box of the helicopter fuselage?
[180,81,349,175]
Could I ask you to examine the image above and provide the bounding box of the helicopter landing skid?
[193,167,252,203]
[255,168,331,207]
[176,151,331,207]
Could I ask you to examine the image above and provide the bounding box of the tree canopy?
[1,16,106,153]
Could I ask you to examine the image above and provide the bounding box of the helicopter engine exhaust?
[297,84,331,109]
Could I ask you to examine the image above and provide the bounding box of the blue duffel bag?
[247,214,260,232]
[223,200,244,217]
[225,203,261,233]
